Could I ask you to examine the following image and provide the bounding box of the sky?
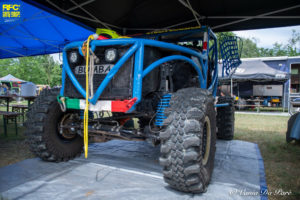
[52,25,300,63]
[52,53,61,63]
[233,25,300,48]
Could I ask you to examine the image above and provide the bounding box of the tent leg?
[283,83,285,112]
[231,78,233,97]
[238,83,240,99]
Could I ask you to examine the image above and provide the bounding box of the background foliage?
[217,29,300,58]
[0,55,61,87]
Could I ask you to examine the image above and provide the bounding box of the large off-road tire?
[159,88,216,193]
[25,88,83,162]
[286,112,299,143]
[216,96,235,140]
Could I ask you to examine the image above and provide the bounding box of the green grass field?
[0,110,299,199]
[235,114,300,200]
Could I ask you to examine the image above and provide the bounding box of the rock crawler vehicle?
[25,27,239,193]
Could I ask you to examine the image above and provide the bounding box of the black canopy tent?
[218,60,289,83]
[218,59,289,109]
[24,0,300,35]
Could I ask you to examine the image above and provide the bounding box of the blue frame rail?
[61,28,218,112]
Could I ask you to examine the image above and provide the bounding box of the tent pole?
[283,83,285,112]
[212,4,300,30]
[163,16,300,29]
[178,0,201,26]
[67,0,95,12]
[69,0,111,29]
[238,83,240,99]
[231,78,233,97]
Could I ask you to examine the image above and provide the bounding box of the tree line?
[0,55,61,87]
[217,29,300,58]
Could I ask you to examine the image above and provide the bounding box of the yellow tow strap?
[83,30,128,158]
[83,35,94,158]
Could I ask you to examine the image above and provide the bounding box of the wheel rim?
[202,116,211,165]
[57,113,78,141]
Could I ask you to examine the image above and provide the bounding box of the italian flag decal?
[65,98,137,112]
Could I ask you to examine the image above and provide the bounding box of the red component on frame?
[203,41,207,50]
[97,35,109,40]
[111,98,138,112]
[118,118,130,125]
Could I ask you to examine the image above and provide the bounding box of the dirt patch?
[0,138,34,167]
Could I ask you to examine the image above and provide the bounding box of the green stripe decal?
[65,98,80,109]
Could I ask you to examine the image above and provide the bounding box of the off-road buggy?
[25,27,238,193]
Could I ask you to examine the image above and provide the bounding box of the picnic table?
[22,96,36,107]
[11,104,28,122]
[0,111,22,136]
[0,95,16,112]
[235,99,264,112]
[0,95,36,111]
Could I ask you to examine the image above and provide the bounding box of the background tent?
[0,0,93,59]
[0,74,26,94]
[218,59,289,108]
[219,60,289,83]
[0,74,26,83]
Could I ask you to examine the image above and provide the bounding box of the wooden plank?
[0,111,22,117]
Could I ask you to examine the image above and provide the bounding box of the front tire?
[159,88,216,193]
[25,88,83,162]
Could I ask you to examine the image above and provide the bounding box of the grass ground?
[235,114,300,200]
[0,108,299,199]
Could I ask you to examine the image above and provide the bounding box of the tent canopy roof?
[1,0,300,59]
[25,0,300,35]
[0,1,93,59]
[0,74,26,83]
[219,60,289,83]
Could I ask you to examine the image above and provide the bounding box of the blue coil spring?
[155,94,172,126]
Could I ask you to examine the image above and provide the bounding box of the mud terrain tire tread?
[159,88,216,193]
[24,88,83,162]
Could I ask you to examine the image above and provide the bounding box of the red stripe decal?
[111,98,137,112]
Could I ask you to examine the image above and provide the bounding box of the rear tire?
[286,113,299,143]
[25,88,83,162]
[159,88,216,193]
[216,96,235,140]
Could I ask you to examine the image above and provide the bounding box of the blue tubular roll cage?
[60,28,218,112]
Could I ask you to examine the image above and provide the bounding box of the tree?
[0,55,61,86]
[240,38,260,58]
[285,29,300,56]
[217,29,300,58]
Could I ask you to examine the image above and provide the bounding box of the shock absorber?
[155,94,172,127]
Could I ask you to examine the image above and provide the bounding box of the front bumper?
[60,97,137,112]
